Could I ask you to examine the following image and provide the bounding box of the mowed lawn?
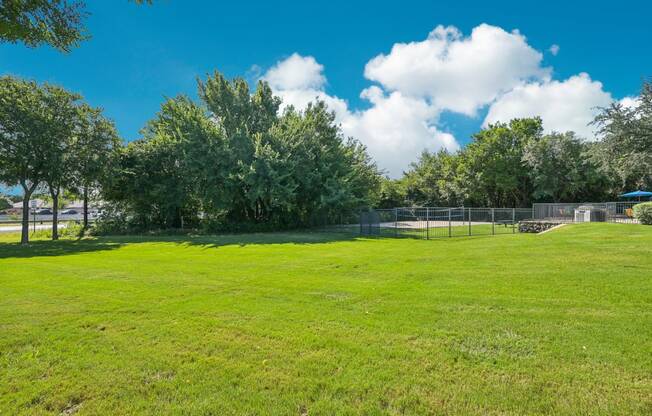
[1,224,651,415]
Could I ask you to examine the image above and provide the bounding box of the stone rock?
[518,220,560,233]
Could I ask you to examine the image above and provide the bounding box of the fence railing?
[532,201,641,224]
[360,207,533,239]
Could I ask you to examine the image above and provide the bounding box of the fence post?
[366,210,371,235]
[491,208,495,235]
[468,208,472,236]
[512,208,516,234]
[448,208,452,237]
[394,208,398,238]
[426,207,429,240]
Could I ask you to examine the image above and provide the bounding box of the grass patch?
[1,224,651,414]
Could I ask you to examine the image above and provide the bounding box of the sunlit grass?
[1,224,650,414]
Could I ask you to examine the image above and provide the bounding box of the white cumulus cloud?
[263,54,459,177]
[364,24,550,115]
[342,88,458,176]
[484,73,613,139]
[264,53,325,90]
[260,24,626,176]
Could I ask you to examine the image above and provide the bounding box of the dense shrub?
[633,202,652,225]
[91,205,146,235]
[0,197,10,210]
[32,222,84,239]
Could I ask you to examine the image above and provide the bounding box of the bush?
[633,202,652,225]
[91,205,198,236]
[31,222,84,239]
[0,198,10,210]
[91,206,136,235]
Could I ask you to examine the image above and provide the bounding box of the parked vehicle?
[61,209,78,215]
[35,208,53,215]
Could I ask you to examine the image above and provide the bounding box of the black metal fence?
[360,207,533,239]
[532,202,641,224]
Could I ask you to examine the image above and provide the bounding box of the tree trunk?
[21,193,30,245]
[83,186,89,230]
[20,183,36,245]
[50,187,59,241]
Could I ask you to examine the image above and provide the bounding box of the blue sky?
[1,0,651,186]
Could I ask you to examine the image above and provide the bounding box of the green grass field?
[1,224,651,415]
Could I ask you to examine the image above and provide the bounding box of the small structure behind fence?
[320,201,644,239]
[360,207,533,239]
[532,201,640,224]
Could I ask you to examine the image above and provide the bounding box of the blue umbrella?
[619,190,652,201]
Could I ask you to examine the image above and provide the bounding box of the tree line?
[1,75,650,244]
[379,81,652,209]
[0,73,382,243]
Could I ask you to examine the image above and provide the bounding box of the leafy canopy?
[102,71,381,231]
[0,0,152,51]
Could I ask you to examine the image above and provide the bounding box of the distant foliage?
[633,202,652,225]
[397,118,593,207]
[385,79,652,208]
[5,72,651,240]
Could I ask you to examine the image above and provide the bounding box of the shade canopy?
[619,190,652,198]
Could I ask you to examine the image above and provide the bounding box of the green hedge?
[633,202,652,225]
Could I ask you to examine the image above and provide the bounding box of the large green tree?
[0,0,152,52]
[458,118,543,207]
[273,102,380,226]
[591,79,652,193]
[402,149,464,207]
[39,84,83,240]
[103,71,381,231]
[522,132,609,202]
[0,76,51,244]
[72,105,121,229]
[198,75,284,224]
[104,96,212,228]
[0,76,120,242]
[376,177,406,209]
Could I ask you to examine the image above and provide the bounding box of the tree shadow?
[0,239,124,259]
[0,230,364,259]
[99,230,363,249]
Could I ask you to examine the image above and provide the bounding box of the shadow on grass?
[0,230,364,259]
[100,229,363,249]
[0,239,125,259]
